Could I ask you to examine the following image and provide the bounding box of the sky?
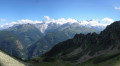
[0,0,120,25]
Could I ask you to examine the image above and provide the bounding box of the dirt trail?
[0,51,25,66]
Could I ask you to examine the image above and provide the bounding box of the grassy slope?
[27,53,120,66]
[27,57,72,66]
[77,53,120,66]
[0,50,25,66]
[33,60,72,66]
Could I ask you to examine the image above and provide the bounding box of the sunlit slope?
[0,51,25,66]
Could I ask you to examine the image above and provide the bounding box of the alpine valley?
[1,0,120,66]
[0,20,105,59]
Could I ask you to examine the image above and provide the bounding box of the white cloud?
[0,23,12,28]
[0,19,43,29]
[43,16,78,24]
[0,16,115,29]
[54,18,77,24]
[18,19,33,24]
[44,16,50,20]
[0,19,7,22]
[67,18,78,23]
[80,19,107,26]
[0,17,78,29]
[17,19,43,24]
[102,18,114,23]
[115,6,120,10]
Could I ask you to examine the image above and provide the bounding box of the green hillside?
[26,53,120,66]
[78,53,120,66]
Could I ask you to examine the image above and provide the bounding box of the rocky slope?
[44,21,120,64]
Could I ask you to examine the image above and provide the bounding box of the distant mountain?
[44,21,120,65]
[28,22,105,58]
[5,24,44,47]
[5,22,105,48]
[28,31,73,58]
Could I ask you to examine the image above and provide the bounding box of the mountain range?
[0,20,106,59]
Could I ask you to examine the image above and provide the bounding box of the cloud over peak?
[55,18,77,24]
[0,16,114,29]
[17,19,42,24]
[80,19,106,26]
[44,16,50,20]
[102,18,114,23]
